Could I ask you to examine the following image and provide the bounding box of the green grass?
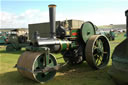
[0,33,126,85]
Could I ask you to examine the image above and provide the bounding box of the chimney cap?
[48,4,56,8]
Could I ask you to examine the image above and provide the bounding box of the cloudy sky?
[0,0,128,29]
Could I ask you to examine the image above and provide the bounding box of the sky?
[0,0,128,28]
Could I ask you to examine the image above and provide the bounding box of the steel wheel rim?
[85,35,110,69]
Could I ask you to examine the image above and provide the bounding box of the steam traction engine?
[15,4,110,83]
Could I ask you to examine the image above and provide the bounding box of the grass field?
[0,33,126,85]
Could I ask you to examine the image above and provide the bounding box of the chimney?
[48,4,56,39]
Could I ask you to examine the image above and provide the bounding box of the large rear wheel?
[85,35,110,69]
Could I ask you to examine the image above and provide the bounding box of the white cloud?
[58,9,126,25]
[0,9,126,29]
[0,10,49,28]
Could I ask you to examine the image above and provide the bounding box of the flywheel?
[85,35,110,69]
[81,21,96,43]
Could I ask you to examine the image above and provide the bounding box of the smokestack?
[48,4,56,39]
[125,10,128,38]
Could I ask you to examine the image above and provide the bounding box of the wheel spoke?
[94,39,104,52]
[99,40,103,50]
[96,59,99,65]
[96,40,99,47]
[95,55,99,64]
[97,40,103,50]
[98,40,101,47]
[93,54,98,57]
[96,55,103,65]
[93,40,104,66]
[96,59,101,65]
[99,56,102,62]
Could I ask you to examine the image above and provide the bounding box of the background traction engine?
[16,4,110,83]
[6,29,28,51]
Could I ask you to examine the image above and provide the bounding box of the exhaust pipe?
[125,10,128,38]
[48,4,56,39]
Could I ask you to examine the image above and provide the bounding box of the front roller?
[16,51,57,83]
[85,35,110,69]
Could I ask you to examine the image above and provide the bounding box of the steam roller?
[15,4,110,83]
[108,10,128,85]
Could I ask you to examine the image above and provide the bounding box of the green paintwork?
[33,53,57,83]
[81,22,96,43]
[46,49,50,65]
[0,32,8,44]
[6,44,21,51]
[61,43,68,51]
[104,31,115,41]
[6,43,28,51]
[71,41,78,48]
[71,29,79,38]
[0,36,6,44]
[6,44,17,51]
